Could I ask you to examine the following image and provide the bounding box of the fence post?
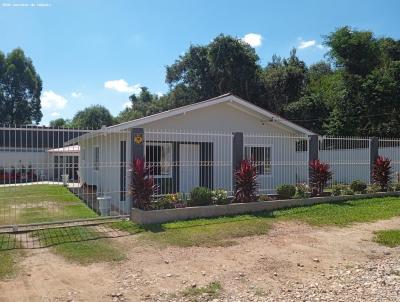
[308,135,319,185]
[370,137,379,184]
[232,132,244,188]
[131,128,145,161]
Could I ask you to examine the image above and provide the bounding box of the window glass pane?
[146,143,172,176]
[245,146,272,175]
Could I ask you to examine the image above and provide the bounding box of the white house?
[68,94,314,212]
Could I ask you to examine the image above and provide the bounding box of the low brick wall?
[130,192,400,225]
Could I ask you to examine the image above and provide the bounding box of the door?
[179,144,200,193]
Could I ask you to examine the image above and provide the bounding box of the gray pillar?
[131,128,144,161]
[232,132,244,177]
[370,137,379,184]
[308,135,319,185]
[308,135,319,162]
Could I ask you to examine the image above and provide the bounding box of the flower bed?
[131,191,400,224]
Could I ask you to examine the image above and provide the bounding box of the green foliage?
[71,105,114,129]
[366,183,381,194]
[294,183,310,199]
[342,187,354,195]
[189,187,212,206]
[276,184,296,199]
[350,180,367,193]
[392,182,400,191]
[211,189,229,205]
[153,193,186,210]
[0,48,42,124]
[331,184,347,196]
[49,118,72,128]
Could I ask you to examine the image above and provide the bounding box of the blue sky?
[1,0,400,124]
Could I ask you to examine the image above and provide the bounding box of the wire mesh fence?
[3,125,400,229]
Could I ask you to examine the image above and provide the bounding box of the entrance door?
[179,144,200,193]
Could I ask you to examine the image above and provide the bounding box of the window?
[146,143,172,177]
[244,146,272,175]
[94,146,100,171]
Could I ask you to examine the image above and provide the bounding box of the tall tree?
[71,105,114,129]
[49,118,71,128]
[166,34,262,104]
[0,48,42,124]
[325,26,380,77]
[262,49,307,113]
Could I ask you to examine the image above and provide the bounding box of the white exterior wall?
[319,148,370,184]
[78,132,130,210]
[0,150,54,179]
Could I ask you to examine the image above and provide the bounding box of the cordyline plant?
[130,157,157,210]
[309,160,333,196]
[234,160,258,203]
[372,156,392,191]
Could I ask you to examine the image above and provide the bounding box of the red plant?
[372,156,392,191]
[234,160,258,203]
[309,160,333,196]
[130,157,157,210]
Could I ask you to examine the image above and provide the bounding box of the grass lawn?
[0,184,97,224]
[273,196,400,226]
[0,234,21,279]
[109,196,400,247]
[373,229,400,247]
[31,226,125,264]
[131,215,271,247]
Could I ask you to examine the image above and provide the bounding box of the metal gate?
[0,125,131,231]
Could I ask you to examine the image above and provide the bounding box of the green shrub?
[258,194,271,201]
[153,193,185,210]
[391,182,400,191]
[331,184,347,196]
[189,187,212,206]
[211,189,229,205]
[342,187,354,195]
[350,180,367,193]
[276,184,296,199]
[366,183,381,194]
[294,183,310,199]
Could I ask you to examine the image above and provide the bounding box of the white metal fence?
[319,136,371,185]
[2,125,400,227]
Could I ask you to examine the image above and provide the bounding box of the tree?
[71,105,114,129]
[262,49,307,113]
[49,118,71,128]
[325,26,380,77]
[166,34,262,105]
[0,48,42,124]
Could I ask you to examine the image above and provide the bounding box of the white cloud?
[297,38,325,50]
[298,39,316,49]
[71,91,83,98]
[41,91,68,110]
[242,33,263,48]
[104,79,141,94]
[123,101,132,109]
[51,112,61,117]
[156,92,164,98]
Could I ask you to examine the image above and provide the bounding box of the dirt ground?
[1,218,400,302]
